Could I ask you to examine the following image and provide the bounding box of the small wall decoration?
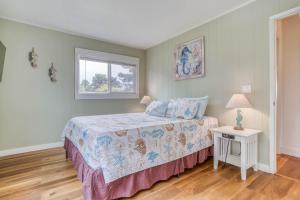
[29,47,38,67]
[174,37,205,80]
[48,62,57,82]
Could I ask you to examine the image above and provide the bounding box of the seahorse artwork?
[48,62,57,82]
[175,37,205,80]
[180,46,192,75]
[29,47,38,67]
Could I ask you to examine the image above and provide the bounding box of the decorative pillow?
[182,96,208,119]
[145,100,168,117]
[165,99,178,118]
[175,99,199,119]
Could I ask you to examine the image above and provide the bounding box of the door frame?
[269,6,300,174]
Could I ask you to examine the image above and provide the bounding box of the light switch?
[241,85,251,93]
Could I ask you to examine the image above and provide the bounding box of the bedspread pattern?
[62,113,218,183]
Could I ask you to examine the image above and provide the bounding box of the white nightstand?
[211,126,262,180]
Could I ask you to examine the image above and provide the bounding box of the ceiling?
[0,0,254,49]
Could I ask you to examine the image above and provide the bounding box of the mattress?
[62,112,218,183]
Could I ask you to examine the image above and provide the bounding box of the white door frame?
[269,6,300,174]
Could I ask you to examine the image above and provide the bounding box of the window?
[75,48,139,99]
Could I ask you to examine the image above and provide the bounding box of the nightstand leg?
[241,168,246,180]
[240,139,247,180]
[253,135,258,171]
[214,136,219,170]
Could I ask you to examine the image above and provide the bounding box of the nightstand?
[211,126,262,180]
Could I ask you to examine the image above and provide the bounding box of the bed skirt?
[64,137,213,200]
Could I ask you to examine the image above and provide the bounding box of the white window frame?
[75,48,139,99]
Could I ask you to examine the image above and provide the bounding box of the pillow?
[145,100,168,117]
[175,99,199,119]
[182,96,208,119]
[166,99,177,118]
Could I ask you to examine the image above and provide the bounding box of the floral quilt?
[62,113,218,183]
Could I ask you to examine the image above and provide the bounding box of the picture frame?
[174,37,205,80]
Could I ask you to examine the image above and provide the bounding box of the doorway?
[269,7,300,174]
[276,13,300,180]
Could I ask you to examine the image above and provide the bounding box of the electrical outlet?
[241,85,251,94]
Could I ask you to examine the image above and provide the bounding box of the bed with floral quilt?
[62,112,218,200]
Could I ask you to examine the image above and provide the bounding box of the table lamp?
[140,96,152,106]
[226,94,251,130]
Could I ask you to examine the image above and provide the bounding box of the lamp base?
[234,126,244,131]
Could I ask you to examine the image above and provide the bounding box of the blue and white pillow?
[183,96,208,119]
[175,99,199,119]
[165,99,178,118]
[145,100,169,117]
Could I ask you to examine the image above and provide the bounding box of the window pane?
[79,59,108,93]
[111,64,135,93]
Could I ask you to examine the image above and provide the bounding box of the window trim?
[75,48,139,100]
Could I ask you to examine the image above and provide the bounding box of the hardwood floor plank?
[260,175,294,199]
[281,182,300,200]
[277,155,300,181]
[1,148,300,200]
[246,173,274,191]
[231,188,268,200]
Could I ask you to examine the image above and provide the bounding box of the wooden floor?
[1,149,300,200]
[277,154,300,182]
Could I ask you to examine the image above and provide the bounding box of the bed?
[62,112,218,200]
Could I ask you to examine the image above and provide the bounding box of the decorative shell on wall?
[48,62,57,82]
[29,47,38,67]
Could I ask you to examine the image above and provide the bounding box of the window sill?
[75,93,139,100]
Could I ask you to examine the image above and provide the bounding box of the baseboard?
[280,146,300,158]
[258,162,271,173]
[0,142,63,157]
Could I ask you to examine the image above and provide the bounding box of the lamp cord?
[222,139,230,168]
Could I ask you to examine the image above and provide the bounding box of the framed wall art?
[174,37,205,80]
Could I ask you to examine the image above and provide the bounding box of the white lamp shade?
[226,94,251,109]
[140,96,152,105]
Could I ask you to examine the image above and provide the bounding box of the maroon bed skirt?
[64,138,213,200]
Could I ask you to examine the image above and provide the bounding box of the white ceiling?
[0,0,253,49]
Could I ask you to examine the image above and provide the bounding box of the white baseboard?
[258,162,271,173]
[0,142,63,157]
[280,146,300,158]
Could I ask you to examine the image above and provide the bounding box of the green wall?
[1,0,299,165]
[146,0,300,165]
[0,19,146,150]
